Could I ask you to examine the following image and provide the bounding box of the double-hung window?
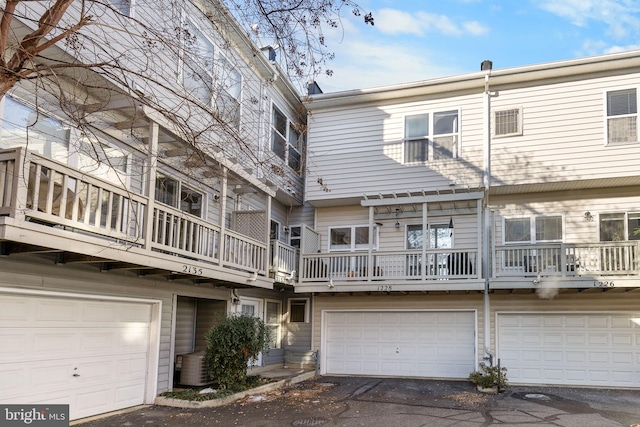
[183,20,214,106]
[271,105,303,174]
[600,212,640,241]
[504,216,562,243]
[404,110,459,163]
[265,300,282,349]
[155,172,204,217]
[0,96,69,162]
[215,56,242,129]
[606,88,638,144]
[329,225,378,251]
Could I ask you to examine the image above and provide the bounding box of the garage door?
[0,293,153,420]
[498,313,640,387]
[323,311,476,378]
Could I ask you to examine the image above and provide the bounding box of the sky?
[313,0,640,93]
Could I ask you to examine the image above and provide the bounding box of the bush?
[468,364,508,390]
[204,313,270,389]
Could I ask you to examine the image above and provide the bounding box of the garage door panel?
[498,313,640,387]
[324,310,475,378]
[0,294,153,421]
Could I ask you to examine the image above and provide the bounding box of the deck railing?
[494,242,639,277]
[300,249,479,283]
[0,148,267,275]
[270,240,299,281]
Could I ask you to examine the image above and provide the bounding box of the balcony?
[0,148,272,287]
[493,242,639,288]
[298,249,482,292]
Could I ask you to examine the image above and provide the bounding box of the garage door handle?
[73,373,80,377]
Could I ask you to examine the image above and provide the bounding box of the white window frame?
[287,298,309,324]
[264,299,282,350]
[503,215,564,244]
[599,211,640,241]
[181,17,215,106]
[270,104,303,175]
[403,108,460,164]
[328,225,379,252]
[108,0,133,16]
[493,107,523,137]
[605,87,639,145]
[155,171,206,218]
[215,54,242,130]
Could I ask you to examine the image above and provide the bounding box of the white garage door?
[0,293,153,420]
[323,310,476,378]
[498,313,640,387]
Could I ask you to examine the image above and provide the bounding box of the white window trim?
[402,108,461,164]
[502,215,565,245]
[180,15,216,107]
[598,211,640,241]
[270,103,302,175]
[328,225,379,252]
[493,106,523,138]
[154,170,207,218]
[603,86,640,146]
[264,298,282,350]
[287,298,310,324]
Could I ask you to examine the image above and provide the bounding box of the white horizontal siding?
[306,95,486,204]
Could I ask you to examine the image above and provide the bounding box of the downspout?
[482,71,494,365]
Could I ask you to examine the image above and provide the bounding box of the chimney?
[481,60,493,71]
[307,81,323,95]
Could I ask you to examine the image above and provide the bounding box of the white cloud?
[536,0,640,39]
[375,8,489,37]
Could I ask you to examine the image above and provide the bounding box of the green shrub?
[204,313,270,389]
[468,364,508,390]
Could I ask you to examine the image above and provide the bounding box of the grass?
[160,376,275,401]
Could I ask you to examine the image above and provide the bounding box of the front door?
[240,298,263,366]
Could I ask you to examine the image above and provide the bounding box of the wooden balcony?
[270,240,299,284]
[298,249,483,292]
[0,148,271,287]
[494,243,639,277]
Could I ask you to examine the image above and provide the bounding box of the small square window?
[289,299,308,323]
[494,108,522,137]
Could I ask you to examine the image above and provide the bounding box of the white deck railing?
[270,240,298,281]
[0,148,267,275]
[494,242,639,277]
[300,249,479,283]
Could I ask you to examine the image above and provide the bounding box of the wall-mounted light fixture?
[395,208,401,229]
[584,211,594,222]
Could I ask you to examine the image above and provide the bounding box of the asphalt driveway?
[77,376,640,426]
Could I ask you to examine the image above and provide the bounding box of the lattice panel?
[233,210,266,242]
[302,225,320,254]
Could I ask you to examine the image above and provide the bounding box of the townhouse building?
[0,0,314,420]
[302,52,640,389]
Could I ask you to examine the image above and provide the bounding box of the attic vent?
[481,60,493,71]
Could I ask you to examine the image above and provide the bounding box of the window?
[108,0,131,15]
[215,56,242,129]
[0,96,69,162]
[288,299,309,323]
[270,220,279,240]
[289,225,302,249]
[155,172,204,217]
[504,216,562,243]
[265,301,282,349]
[600,212,640,241]
[183,20,214,105]
[607,89,638,144]
[494,108,522,137]
[406,224,452,249]
[329,225,378,251]
[271,105,303,174]
[404,110,458,163]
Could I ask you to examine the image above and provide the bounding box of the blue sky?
[314,0,640,92]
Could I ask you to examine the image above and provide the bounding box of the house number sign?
[593,280,614,288]
[182,265,204,275]
[378,285,393,292]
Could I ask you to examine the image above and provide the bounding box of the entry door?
[240,299,263,366]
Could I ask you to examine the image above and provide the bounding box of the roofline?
[305,50,640,109]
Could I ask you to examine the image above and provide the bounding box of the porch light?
[395,208,401,228]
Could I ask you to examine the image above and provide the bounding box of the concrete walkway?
[76,375,640,426]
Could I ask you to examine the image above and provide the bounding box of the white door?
[0,293,153,420]
[498,313,640,387]
[240,299,263,366]
[323,310,476,378]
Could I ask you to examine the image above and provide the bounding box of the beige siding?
[491,189,640,244]
[306,94,485,204]
[312,293,485,368]
[491,73,640,186]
